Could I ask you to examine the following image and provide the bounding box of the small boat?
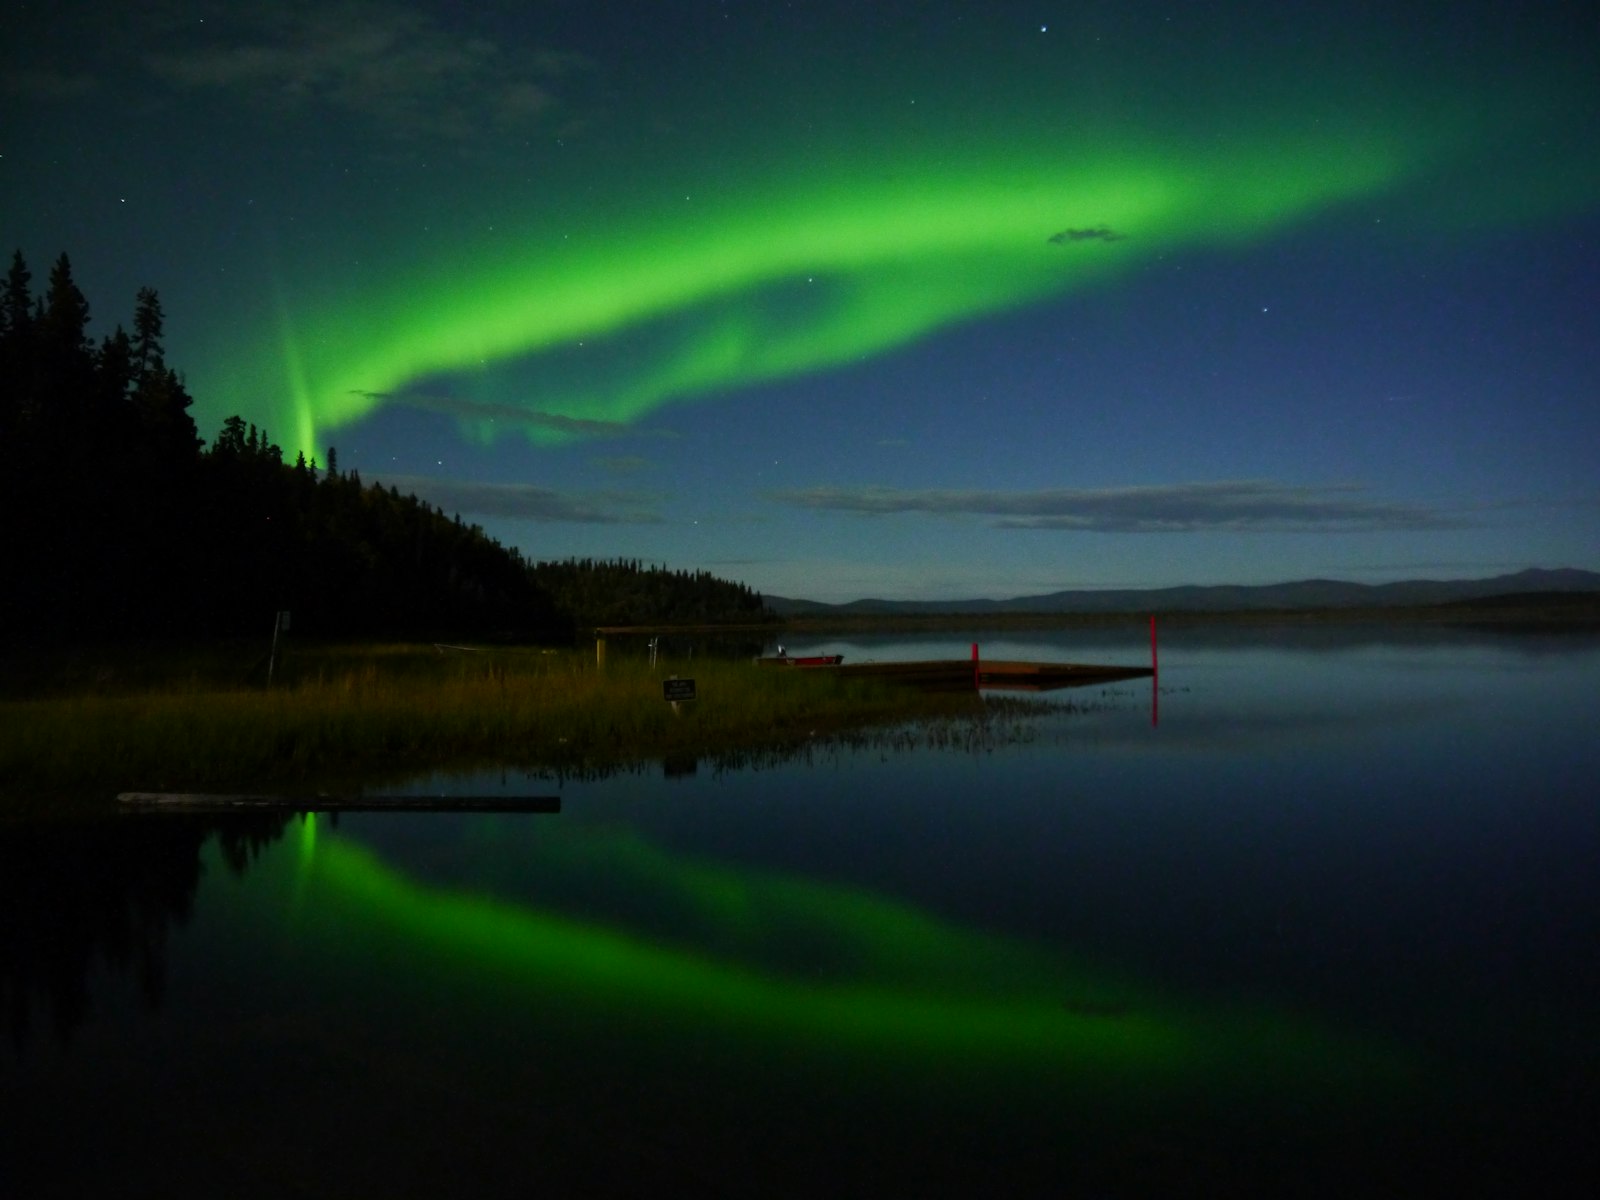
[755,653,844,667]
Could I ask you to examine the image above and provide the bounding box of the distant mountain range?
[767,568,1600,616]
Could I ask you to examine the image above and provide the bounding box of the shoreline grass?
[2,644,1014,819]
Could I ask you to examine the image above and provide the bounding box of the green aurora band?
[281,816,1413,1102]
[256,136,1403,457]
[179,18,1596,458]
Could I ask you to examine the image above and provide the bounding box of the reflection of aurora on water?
[289,813,1412,1105]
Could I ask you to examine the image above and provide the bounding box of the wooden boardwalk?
[118,793,561,814]
[835,659,1153,691]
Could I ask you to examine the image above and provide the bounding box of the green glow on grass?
[290,821,1410,1099]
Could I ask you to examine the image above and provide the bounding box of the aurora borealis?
[8,1,1598,599]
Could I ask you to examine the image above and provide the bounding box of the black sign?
[662,677,697,702]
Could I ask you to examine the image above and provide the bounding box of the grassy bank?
[1,643,999,818]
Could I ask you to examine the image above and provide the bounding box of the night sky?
[7,1,1598,601]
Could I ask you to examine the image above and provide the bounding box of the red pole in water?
[972,642,980,691]
[1150,615,1159,728]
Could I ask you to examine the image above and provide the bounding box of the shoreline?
[0,649,1039,821]
[774,594,1600,634]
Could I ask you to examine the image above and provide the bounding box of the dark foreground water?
[5,625,1598,1196]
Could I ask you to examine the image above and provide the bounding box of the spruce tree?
[214,414,248,455]
[131,287,164,378]
[2,250,32,342]
[37,254,96,434]
[40,253,90,355]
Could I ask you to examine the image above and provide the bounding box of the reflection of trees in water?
[486,695,1059,786]
[1,814,289,1049]
[0,701,1052,1048]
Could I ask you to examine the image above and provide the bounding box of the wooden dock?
[118,793,561,814]
[835,659,1153,691]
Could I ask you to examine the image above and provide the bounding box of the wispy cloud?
[1344,559,1531,576]
[773,481,1469,533]
[592,455,652,474]
[139,1,591,142]
[3,67,98,101]
[351,390,674,439]
[373,474,662,525]
[1048,225,1127,245]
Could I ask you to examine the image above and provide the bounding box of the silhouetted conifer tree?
[1,250,33,339]
[131,287,163,377]
[213,414,247,456]
[2,250,766,641]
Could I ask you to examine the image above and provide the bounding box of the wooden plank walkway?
[835,659,1153,690]
[118,793,561,814]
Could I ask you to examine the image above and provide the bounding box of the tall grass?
[2,644,988,814]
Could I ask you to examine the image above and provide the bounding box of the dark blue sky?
[7,1,1597,600]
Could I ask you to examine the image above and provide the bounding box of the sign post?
[662,675,696,714]
[268,610,290,686]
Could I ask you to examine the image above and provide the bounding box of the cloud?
[140,1,591,142]
[1344,559,1533,575]
[592,455,652,474]
[350,390,674,439]
[371,474,662,525]
[772,481,1469,533]
[3,67,98,101]
[1048,225,1127,245]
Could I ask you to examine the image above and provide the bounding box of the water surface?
[5,625,1597,1195]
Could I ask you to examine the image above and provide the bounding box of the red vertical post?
[1150,615,1159,728]
[972,642,980,690]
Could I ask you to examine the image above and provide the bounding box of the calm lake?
[5,624,1597,1196]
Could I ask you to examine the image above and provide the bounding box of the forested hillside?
[532,558,772,627]
[1,251,771,640]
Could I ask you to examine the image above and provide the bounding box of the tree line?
[1,251,774,640]
[531,558,771,627]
